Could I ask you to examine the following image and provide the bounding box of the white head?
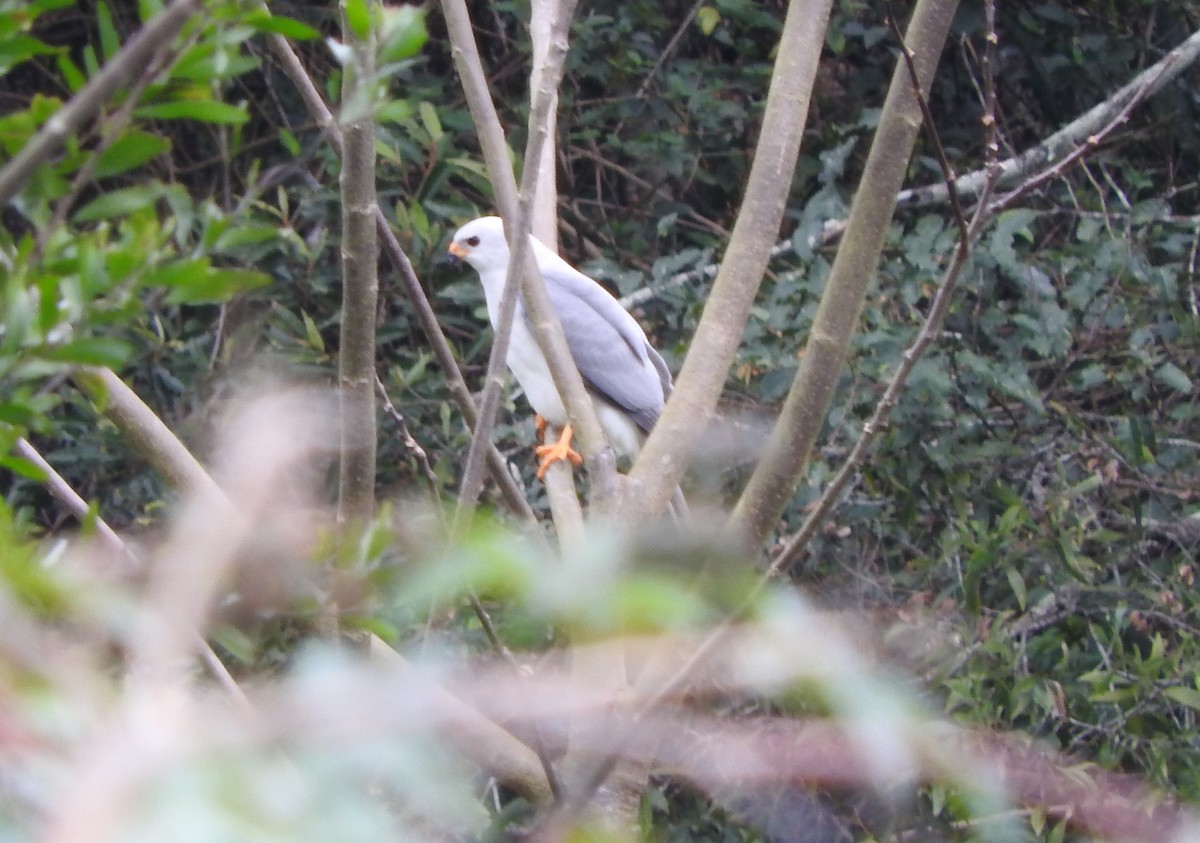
[447,216,511,273]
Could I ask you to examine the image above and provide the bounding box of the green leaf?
[96,1,119,61]
[418,101,441,141]
[301,311,325,351]
[137,0,164,22]
[279,128,300,156]
[55,54,85,92]
[377,99,415,124]
[344,0,371,40]
[164,267,271,304]
[42,337,131,367]
[0,34,59,75]
[212,224,281,253]
[378,4,427,63]
[1155,362,1193,394]
[1003,564,1027,611]
[0,455,46,481]
[142,256,211,289]
[696,6,720,35]
[72,183,166,222]
[94,131,170,178]
[243,11,320,40]
[1163,686,1200,710]
[134,100,248,124]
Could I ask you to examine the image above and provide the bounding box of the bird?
[446,215,672,479]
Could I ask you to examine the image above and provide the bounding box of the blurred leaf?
[135,100,249,124]
[344,0,371,40]
[697,6,720,35]
[55,53,85,92]
[1163,686,1200,710]
[96,1,119,61]
[72,183,168,221]
[418,101,442,141]
[42,337,131,367]
[94,131,171,177]
[0,454,46,481]
[301,310,325,351]
[243,11,320,40]
[164,267,271,304]
[0,34,58,74]
[1155,362,1193,394]
[378,5,427,63]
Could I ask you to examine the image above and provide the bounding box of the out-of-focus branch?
[13,436,249,706]
[0,0,204,208]
[619,0,835,521]
[73,368,223,501]
[730,0,960,548]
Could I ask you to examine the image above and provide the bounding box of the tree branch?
[261,18,535,522]
[896,25,1200,209]
[619,0,835,521]
[336,1,380,526]
[730,0,960,548]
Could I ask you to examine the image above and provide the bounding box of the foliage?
[0,0,1199,840]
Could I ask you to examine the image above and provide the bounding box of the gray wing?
[533,264,667,431]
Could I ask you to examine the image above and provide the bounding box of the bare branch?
[896,25,1200,209]
[620,0,835,521]
[261,19,533,520]
[730,0,960,548]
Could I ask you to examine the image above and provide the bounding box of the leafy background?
[1,0,1199,840]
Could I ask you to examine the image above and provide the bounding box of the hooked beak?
[442,241,468,266]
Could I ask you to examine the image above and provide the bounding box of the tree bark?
[336,0,379,527]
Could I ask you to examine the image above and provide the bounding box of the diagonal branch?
[619,0,835,522]
[729,0,960,549]
[896,25,1200,209]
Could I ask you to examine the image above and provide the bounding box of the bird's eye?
[466,236,480,247]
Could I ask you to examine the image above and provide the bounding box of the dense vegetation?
[1,0,1198,840]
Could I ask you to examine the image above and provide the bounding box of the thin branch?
[375,375,444,511]
[896,25,1200,209]
[261,19,534,520]
[983,67,1165,218]
[336,2,380,528]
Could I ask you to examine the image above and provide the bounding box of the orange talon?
[534,414,548,445]
[535,423,583,479]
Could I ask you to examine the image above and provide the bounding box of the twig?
[983,66,1166,218]
[375,375,445,511]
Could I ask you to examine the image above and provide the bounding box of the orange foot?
[535,423,583,479]
[534,414,548,444]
